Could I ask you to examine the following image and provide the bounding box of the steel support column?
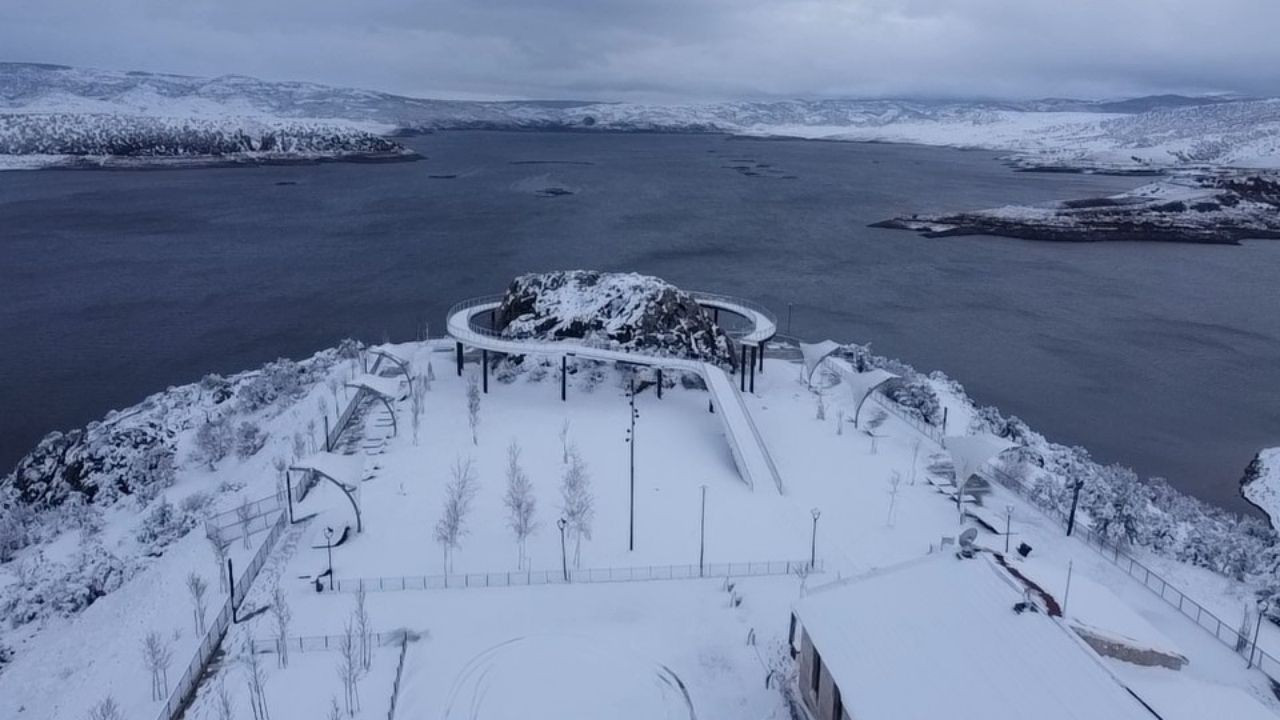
[456,342,463,376]
[482,350,489,393]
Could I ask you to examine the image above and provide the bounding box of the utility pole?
[699,485,708,577]
[1004,505,1014,553]
[809,508,821,570]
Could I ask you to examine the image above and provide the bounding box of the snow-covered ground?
[4,333,1280,719]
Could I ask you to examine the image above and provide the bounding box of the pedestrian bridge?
[445,293,784,494]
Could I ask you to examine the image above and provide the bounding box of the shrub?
[235,421,267,460]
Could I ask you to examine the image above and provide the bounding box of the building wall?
[797,626,852,720]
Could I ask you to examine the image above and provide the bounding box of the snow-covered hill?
[4,62,1280,170]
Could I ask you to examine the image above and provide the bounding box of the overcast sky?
[3,0,1279,101]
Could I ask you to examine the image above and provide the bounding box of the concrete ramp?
[702,365,784,494]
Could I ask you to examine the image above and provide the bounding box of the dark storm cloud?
[2,0,1278,100]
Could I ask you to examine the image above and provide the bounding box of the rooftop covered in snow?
[793,555,1155,720]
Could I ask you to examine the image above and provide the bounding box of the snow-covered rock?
[873,172,1280,244]
[1241,448,1280,528]
[495,271,737,368]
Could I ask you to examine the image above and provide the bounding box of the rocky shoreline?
[873,171,1280,245]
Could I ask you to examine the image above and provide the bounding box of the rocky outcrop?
[495,271,737,368]
[872,172,1280,244]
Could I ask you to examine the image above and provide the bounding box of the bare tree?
[560,448,594,568]
[337,617,362,716]
[835,409,844,435]
[87,696,122,720]
[272,456,288,504]
[886,471,903,527]
[327,696,343,720]
[215,680,235,720]
[909,438,922,485]
[466,373,481,445]
[317,396,330,427]
[143,631,173,701]
[328,376,341,410]
[208,525,229,593]
[243,644,271,720]
[354,587,373,671]
[410,373,428,445]
[187,572,209,635]
[503,440,537,570]
[270,587,292,669]
[814,392,826,421]
[434,457,479,574]
[425,360,435,385]
[236,496,253,549]
[559,420,571,464]
[292,431,307,460]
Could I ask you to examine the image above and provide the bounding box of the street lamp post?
[624,379,639,552]
[809,508,821,570]
[1066,478,1085,537]
[557,518,568,582]
[699,485,708,577]
[324,526,334,591]
[1004,505,1014,553]
[1249,601,1271,669]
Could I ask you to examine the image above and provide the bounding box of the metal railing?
[328,559,823,593]
[447,292,779,346]
[867,392,944,445]
[154,509,288,720]
[986,466,1280,681]
[688,291,779,343]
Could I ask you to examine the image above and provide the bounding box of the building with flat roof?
[789,554,1156,720]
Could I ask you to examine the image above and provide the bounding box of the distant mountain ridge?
[2,61,1279,169]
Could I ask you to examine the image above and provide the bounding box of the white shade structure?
[836,366,900,428]
[799,340,842,386]
[347,373,404,436]
[944,434,1017,520]
[291,451,366,532]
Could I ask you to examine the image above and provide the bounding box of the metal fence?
[986,466,1280,681]
[250,629,408,655]
[154,509,288,720]
[161,362,378,720]
[328,559,823,593]
[867,392,944,445]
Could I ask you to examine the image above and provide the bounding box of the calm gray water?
[2,131,1278,512]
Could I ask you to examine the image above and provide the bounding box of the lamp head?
[811,508,821,520]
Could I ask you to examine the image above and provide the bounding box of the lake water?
[2,131,1278,512]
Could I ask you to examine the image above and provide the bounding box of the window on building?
[810,645,821,695]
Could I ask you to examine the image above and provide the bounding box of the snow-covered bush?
[236,358,308,412]
[234,421,267,459]
[198,373,233,404]
[135,497,198,552]
[1,540,127,627]
[881,377,942,426]
[192,417,234,470]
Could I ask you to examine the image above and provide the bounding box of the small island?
[873,172,1280,245]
